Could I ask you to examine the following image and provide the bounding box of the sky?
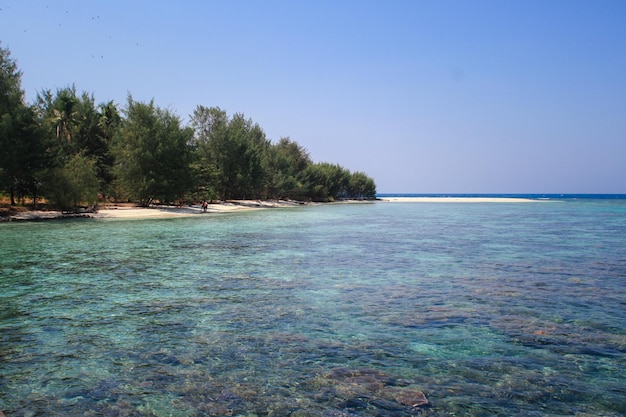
[1,0,625,193]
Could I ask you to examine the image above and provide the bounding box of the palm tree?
[50,87,78,142]
[98,100,121,138]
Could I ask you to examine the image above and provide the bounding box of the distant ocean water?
[377,193,626,200]
[1,198,625,416]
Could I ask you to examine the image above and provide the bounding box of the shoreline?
[1,197,540,222]
[1,200,310,222]
[378,196,539,203]
[95,200,307,219]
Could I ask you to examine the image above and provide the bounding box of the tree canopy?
[0,43,376,210]
[112,96,193,206]
[0,42,45,205]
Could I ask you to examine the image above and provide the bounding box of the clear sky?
[2,0,625,193]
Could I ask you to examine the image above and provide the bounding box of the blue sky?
[2,0,625,193]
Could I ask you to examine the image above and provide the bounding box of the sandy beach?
[378,196,538,203]
[2,197,537,221]
[95,200,302,219]
[3,200,307,222]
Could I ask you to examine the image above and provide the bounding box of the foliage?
[190,106,270,200]
[265,137,311,199]
[188,105,227,201]
[298,162,377,201]
[0,42,24,204]
[44,153,100,210]
[73,94,119,188]
[0,43,50,205]
[112,96,193,206]
[348,171,377,199]
[298,162,348,201]
[0,105,49,205]
[35,87,120,190]
[0,44,377,208]
[0,43,22,113]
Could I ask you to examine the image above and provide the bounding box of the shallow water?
[1,200,625,416]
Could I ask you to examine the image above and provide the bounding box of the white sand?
[96,205,238,219]
[3,200,306,222]
[94,200,306,219]
[379,197,538,203]
[5,197,537,222]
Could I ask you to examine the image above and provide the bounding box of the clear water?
[1,200,625,416]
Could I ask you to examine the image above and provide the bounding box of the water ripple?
[1,202,625,415]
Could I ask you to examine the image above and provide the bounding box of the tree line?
[0,43,376,210]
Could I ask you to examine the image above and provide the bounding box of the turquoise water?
[1,200,625,416]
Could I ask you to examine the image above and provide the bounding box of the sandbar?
[379,197,538,203]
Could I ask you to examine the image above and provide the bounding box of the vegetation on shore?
[0,43,376,212]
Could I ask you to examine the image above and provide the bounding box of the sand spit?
[379,197,538,203]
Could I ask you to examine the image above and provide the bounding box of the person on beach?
[202,200,208,212]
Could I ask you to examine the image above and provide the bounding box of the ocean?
[1,196,625,416]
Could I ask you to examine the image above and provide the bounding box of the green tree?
[95,100,121,191]
[347,171,377,199]
[99,101,121,136]
[0,43,49,205]
[266,137,311,199]
[0,42,25,204]
[35,87,77,167]
[225,114,268,199]
[188,105,228,201]
[47,86,78,144]
[73,94,119,189]
[46,153,100,210]
[190,108,269,200]
[113,96,193,206]
[0,105,49,205]
[36,88,121,193]
[1,45,378,207]
[296,162,376,201]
